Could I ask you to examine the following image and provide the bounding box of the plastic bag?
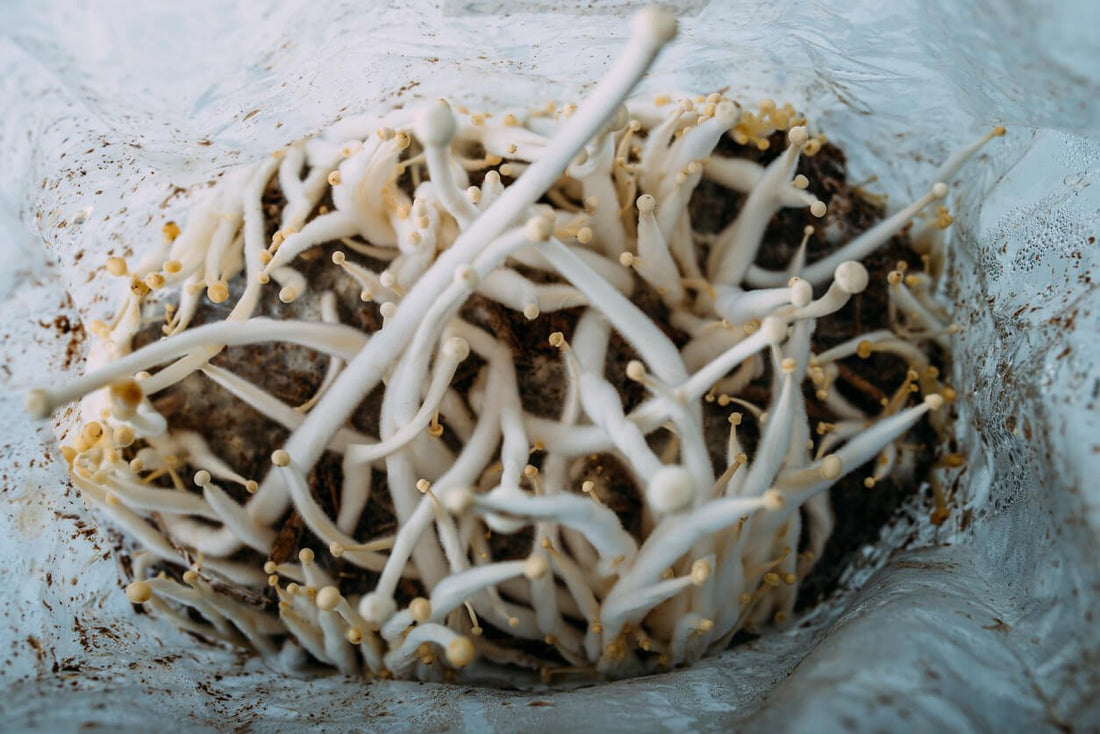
[0,0,1096,729]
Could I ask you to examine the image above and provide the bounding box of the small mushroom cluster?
[27,8,1001,681]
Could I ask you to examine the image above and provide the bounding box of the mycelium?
[27,7,1003,682]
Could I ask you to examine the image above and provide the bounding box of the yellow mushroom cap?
[446,636,476,668]
[762,489,785,511]
[691,559,712,585]
[409,597,432,623]
[821,454,843,480]
[126,580,153,604]
[523,555,550,581]
[315,586,342,612]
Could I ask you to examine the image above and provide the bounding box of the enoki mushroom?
[27,8,1002,681]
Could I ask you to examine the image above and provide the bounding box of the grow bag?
[0,0,1096,730]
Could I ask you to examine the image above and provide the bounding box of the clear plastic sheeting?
[0,0,1096,730]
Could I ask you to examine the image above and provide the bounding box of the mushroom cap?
[409,597,432,623]
[821,454,843,480]
[631,6,677,48]
[713,100,739,126]
[523,555,550,581]
[788,125,809,147]
[442,336,470,362]
[834,261,869,294]
[525,213,554,242]
[789,278,813,308]
[359,592,396,624]
[446,636,476,668]
[443,488,476,515]
[759,316,788,346]
[646,465,695,514]
[416,100,457,147]
[607,103,630,132]
[125,580,153,604]
[315,586,342,612]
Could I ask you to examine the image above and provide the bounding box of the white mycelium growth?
[27,8,1002,681]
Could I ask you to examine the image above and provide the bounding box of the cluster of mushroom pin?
[27,7,1002,680]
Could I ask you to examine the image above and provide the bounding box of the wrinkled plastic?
[0,0,1097,730]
